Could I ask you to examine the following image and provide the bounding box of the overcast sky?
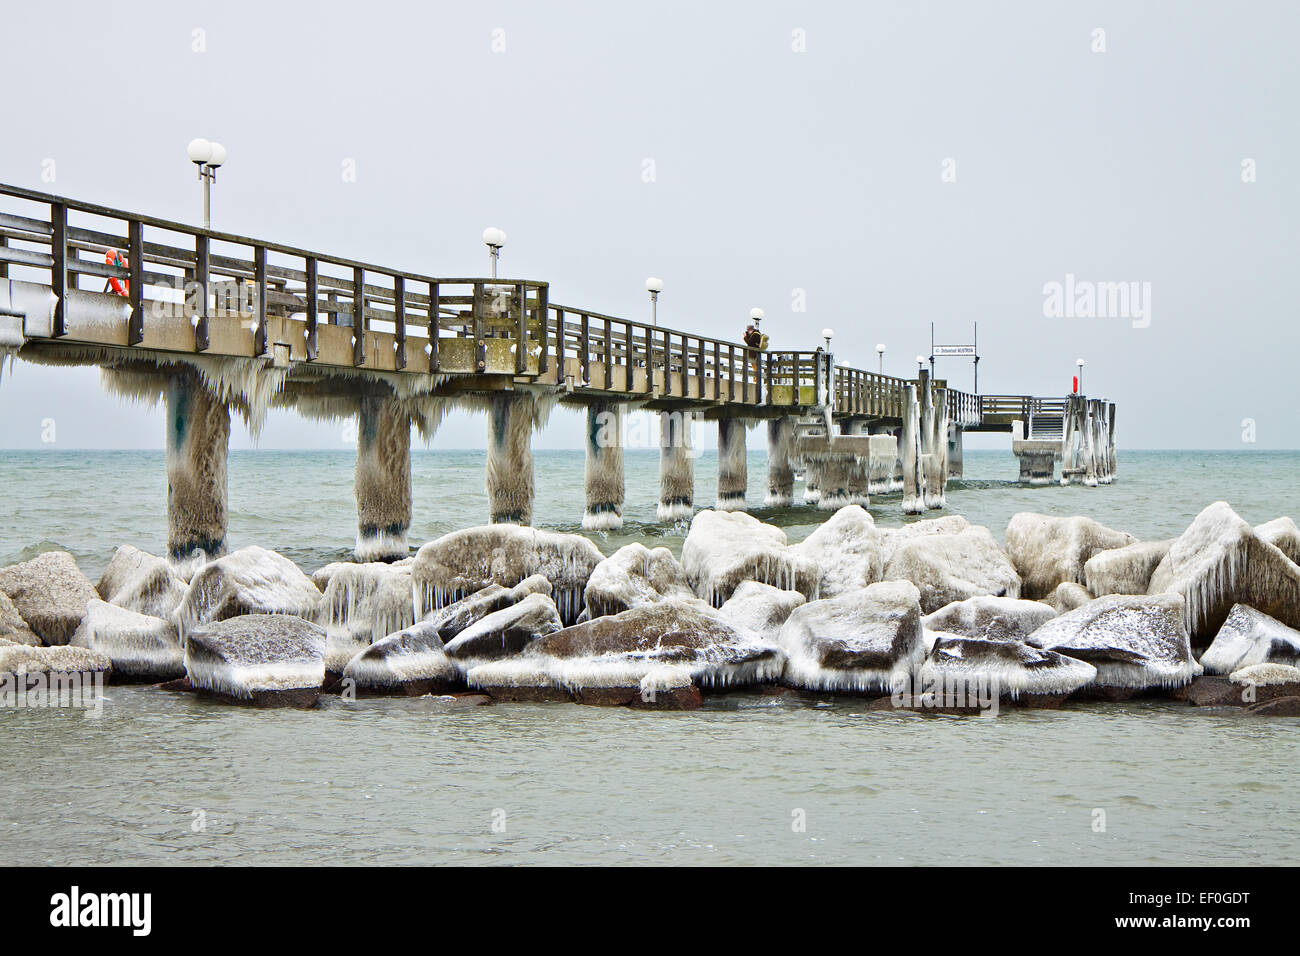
[1,0,1295,450]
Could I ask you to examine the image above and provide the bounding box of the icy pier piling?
[583,401,625,531]
[165,371,230,569]
[765,417,795,507]
[354,396,412,560]
[486,392,537,525]
[657,411,695,521]
[716,418,748,512]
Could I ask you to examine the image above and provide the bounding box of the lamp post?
[916,354,925,377]
[187,138,226,229]
[750,307,765,331]
[645,277,663,326]
[876,343,886,374]
[822,328,834,351]
[1076,357,1085,394]
[482,227,507,278]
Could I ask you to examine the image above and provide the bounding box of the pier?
[0,184,1116,564]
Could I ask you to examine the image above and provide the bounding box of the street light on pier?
[1076,357,1085,394]
[482,227,507,278]
[645,277,663,326]
[750,307,765,330]
[822,328,834,351]
[876,343,886,374]
[916,354,925,375]
[187,138,226,229]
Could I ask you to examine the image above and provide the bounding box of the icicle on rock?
[341,621,463,696]
[173,545,322,639]
[422,575,552,642]
[919,634,1097,707]
[1083,540,1171,598]
[96,545,188,619]
[923,595,1057,644]
[583,544,693,619]
[1255,517,1300,566]
[1197,603,1300,675]
[442,592,563,662]
[788,505,882,598]
[680,509,817,607]
[882,525,1021,614]
[312,561,415,673]
[411,525,604,626]
[1004,513,1136,600]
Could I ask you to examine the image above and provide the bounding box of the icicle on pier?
[0,184,1117,565]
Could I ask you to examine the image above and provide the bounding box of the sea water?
[1,449,1298,865]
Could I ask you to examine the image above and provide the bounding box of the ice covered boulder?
[412,525,604,625]
[1198,604,1300,675]
[443,592,563,662]
[1026,593,1202,693]
[788,505,882,598]
[0,551,99,645]
[465,598,783,706]
[1041,582,1094,614]
[1256,517,1300,566]
[878,515,970,566]
[69,599,183,681]
[681,510,815,606]
[1147,501,1300,640]
[923,595,1056,643]
[778,580,925,693]
[0,591,40,646]
[1230,662,1300,693]
[717,581,806,641]
[583,544,693,618]
[882,526,1021,613]
[184,614,326,707]
[918,634,1097,706]
[1083,540,1171,598]
[422,575,552,642]
[1005,513,1136,600]
[313,561,415,673]
[174,546,322,638]
[96,545,187,619]
[342,621,462,695]
[1178,663,1300,709]
[0,644,111,688]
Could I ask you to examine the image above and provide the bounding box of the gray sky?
[1,0,1295,450]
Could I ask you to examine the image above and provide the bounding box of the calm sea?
[1,448,1298,865]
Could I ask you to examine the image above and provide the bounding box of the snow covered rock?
[313,561,415,673]
[0,644,111,683]
[184,614,326,707]
[882,525,1021,613]
[1229,662,1300,691]
[788,505,882,598]
[412,525,604,625]
[1041,582,1094,614]
[174,546,322,638]
[1178,663,1300,709]
[1147,501,1300,640]
[1026,593,1202,693]
[443,592,563,661]
[681,510,815,606]
[69,599,183,681]
[717,581,806,641]
[1198,604,1300,675]
[421,575,552,643]
[96,545,187,619]
[0,551,99,645]
[583,544,693,618]
[923,595,1057,643]
[878,515,970,566]
[778,580,925,693]
[0,591,40,646]
[1083,540,1171,598]
[919,634,1097,704]
[342,621,462,695]
[1256,517,1300,566]
[1005,513,1136,600]
[465,598,783,705]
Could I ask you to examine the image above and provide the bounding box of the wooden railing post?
[303,256,317,360]
[603,318,613,389]
[625,320,634,391]
[394,275,407,370]
[351,265,365,366]
[516,282,527,374]
[50,202,67,337]
[473,280,485,372]
[127,219,143,345]
[253,245,269,356]
[554,307,565,380]
[538,284,550,374]
[428,280,441,373]
[579,312,590,384]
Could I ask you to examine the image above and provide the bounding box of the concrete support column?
[925,388,948,509]
[765,417,796,507]
[716,418,748,511]
[802,459,822,505]
[1107,403,1118,480]
[583,400,625,531]
[657,411,694,521]
[1018,451,1056,484]
[947,424,964,479]
[165,371,230,571]
[486,392,535,525]
[901,384,924,514]
[354,396,412,560]
[867,434,897,495]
